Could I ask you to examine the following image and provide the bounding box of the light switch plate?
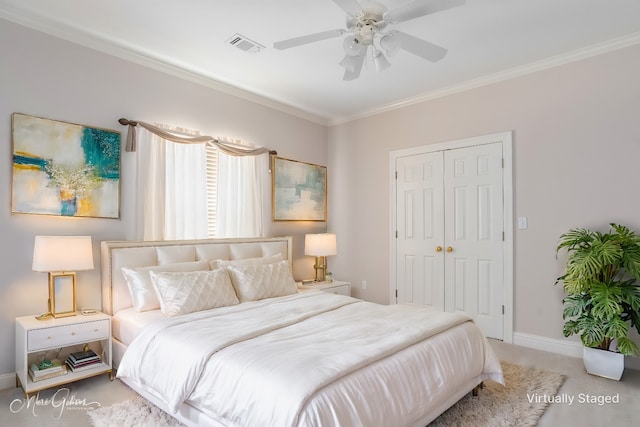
[518,217,528,229]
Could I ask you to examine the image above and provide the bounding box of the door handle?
[435,246,443,252]
[446,246,453,253]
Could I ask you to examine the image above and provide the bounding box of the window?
[136,126,265,240]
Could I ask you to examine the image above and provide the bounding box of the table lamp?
[32,236,94,320]
[305,233,337,282]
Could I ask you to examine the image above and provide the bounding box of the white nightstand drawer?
[325,285,350,296]
[297,281,351,297]
[27,319,110,351]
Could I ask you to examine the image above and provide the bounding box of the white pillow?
[150,269,239,316]
[227,260,297,303]
[121,260,209,312]
[210,253,284,270]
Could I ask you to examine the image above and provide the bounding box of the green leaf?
[556,228,595,253]
[562,320,579,337]
[604,317,628,341]
[578,317,606,347]
[616,337,640,356]
[590,282,623,320]
[562,294,587,319]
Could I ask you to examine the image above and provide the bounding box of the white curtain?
[136,127,208,240]
[216,150,267,238]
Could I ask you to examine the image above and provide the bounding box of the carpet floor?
[87,361,563,427]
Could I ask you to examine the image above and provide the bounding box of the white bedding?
[117,291,503,427]
[111,307,165,346]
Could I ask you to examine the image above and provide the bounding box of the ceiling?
[2,0,640,124]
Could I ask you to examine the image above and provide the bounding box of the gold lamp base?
[313,256,327,282]
[35,297,53,321]
[35,312,53,321]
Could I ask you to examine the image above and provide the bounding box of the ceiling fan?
[273,0,465,81]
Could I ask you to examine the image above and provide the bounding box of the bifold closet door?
[395,142,504,339]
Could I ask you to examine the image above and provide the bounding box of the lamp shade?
[32,236,94,272]
[305,233,337,257]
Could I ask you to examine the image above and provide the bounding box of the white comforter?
[117,292,503,427]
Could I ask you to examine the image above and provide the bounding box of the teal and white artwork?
[12,113,121,218]
[272,156,326,221]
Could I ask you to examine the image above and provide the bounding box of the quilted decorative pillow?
[150,269,239,316]
[210,253,284,270]
[121,260,209,312]
[227,259,297,303]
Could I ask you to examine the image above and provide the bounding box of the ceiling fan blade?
[343,50,366,81]
[395,31,447,62]
[274,29,346,50]
[330,0,363,16]
[385,0,465,24]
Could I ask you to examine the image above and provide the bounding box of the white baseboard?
[513,332,640,370]
[513,332,583,358]
[0,373,16,391]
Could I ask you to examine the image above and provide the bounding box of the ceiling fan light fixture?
[380,31,401,57]
[356,24,376,46]
[338,54,357,73]
[343,35,364,56]
[373,49,391,72]
[273,0,464,80]
[346,16,358,30]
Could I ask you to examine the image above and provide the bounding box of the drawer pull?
[71,332,76,336]
[47,336,52,340]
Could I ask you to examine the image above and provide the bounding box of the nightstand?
[15,312,113,396]
[297,280,351,296]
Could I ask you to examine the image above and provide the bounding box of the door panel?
[444,143,504,339]
[395,152,444,310]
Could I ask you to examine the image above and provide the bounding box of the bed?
[101,236,503,427]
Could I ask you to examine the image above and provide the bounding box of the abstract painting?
[272,156,326,221]
[12,113,121,218]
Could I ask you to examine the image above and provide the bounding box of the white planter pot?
[583,346,624,380]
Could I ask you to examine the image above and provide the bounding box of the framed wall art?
[272,156,327,221]
[11,113,121,218]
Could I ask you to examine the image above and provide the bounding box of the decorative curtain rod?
[118,118,276,157]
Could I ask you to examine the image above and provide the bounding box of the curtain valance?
[118,118,276,157]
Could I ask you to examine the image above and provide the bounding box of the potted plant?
[556,223,640,380]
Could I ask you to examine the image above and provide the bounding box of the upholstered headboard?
[100,236,293,315]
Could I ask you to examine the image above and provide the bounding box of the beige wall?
[0,19,327,377]
[327,43,640,346]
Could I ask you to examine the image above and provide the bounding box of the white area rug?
[430,361,565,426]
[88,361,563,427]
[87,396,185,427]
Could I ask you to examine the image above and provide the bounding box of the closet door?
[395,152,445,310]
[394,142,505,340]
[444,142,504,339]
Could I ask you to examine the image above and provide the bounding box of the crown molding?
[0,9,329,126]
[3,5,639,129]
[328,31,640,126]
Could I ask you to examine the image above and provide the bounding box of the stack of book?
[65,349,102,372]
[29,359,68,382]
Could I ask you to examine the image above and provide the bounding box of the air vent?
[225,33,265,55]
